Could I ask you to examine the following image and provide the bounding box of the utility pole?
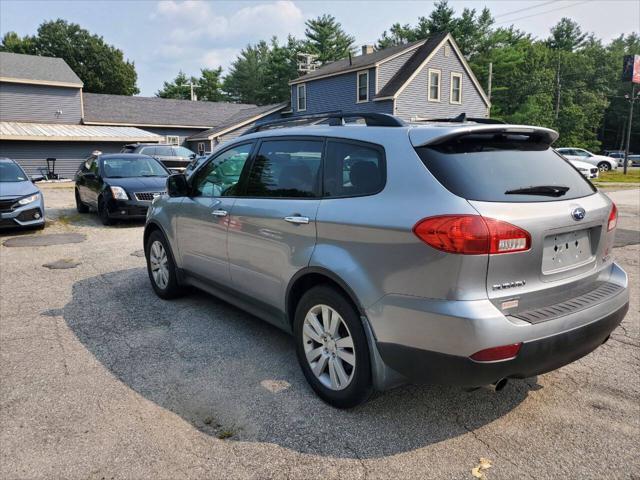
[623,83,637,175]
[555,51,561,121]
[179,81,200,101]
[487,62,493,102]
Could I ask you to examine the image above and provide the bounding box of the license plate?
[542,229,593,274]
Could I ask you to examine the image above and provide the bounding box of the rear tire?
[294,285,372,408]
[598,161,611,172]
[97,196,112,225]
[145,230,183,299]
[75,189,89,213]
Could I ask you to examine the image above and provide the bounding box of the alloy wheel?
[149,240,169,289]
[302,304,356,391]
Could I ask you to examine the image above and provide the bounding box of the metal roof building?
[0,52,285,177]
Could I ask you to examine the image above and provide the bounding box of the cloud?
[153,0,305,42]
[201,48,240,70]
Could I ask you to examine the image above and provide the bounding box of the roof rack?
[242,112,406,135]
[416,113,506,124]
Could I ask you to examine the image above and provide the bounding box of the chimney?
[361,44,374,56]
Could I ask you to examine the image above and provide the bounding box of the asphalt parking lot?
[1,183,638,479]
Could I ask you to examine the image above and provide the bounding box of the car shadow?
[55,267,535,459]
[47,207,145,229]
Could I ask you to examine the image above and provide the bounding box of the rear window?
[415,134,596,202]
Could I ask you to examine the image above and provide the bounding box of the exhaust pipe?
[466,378,509,393]
[493,378,508,392]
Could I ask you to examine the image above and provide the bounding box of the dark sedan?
[74,153,169,225]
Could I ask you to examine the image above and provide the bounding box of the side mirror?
[189,153,196,159]
[30,174,45,183]
[167,174,189,197]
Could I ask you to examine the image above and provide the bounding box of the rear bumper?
[377,301,628,387]
[367,262,629,388]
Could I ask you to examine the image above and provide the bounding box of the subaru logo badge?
[571,207,586,221]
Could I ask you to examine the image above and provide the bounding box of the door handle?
[284,216,309,224]
[212,209,228,217]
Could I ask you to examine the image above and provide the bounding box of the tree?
[223,41,270,104]
[547,18,587,52]
[0,19,139,95]
[156,71,192,100]
[303,14,355,64]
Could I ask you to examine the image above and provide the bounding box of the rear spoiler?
[409,125,559,148]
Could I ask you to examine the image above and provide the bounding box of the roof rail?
[242,112,406,135]
[416,113,506,125]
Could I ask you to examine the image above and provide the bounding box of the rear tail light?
[608,203,617,231]
[413,215,531,255]
[470,343,522,362]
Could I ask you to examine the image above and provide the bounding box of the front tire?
[75,189,89,213]
[97,196,112,225]
[598,161,611,172]
[294,285,372,408]
[145,230,183,299]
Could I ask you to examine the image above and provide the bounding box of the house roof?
[0,52,83,87]
[0,121,163,142]
[289,40,426,85]
[82,93,265,128]
[376,33,448,98]
[187,103,288,141]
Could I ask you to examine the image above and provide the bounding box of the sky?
[1,0,638,96]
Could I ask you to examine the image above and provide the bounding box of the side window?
[324,140,385,197]
[156,146,174,156]
[191,143,253,197]
[245,139,323,198]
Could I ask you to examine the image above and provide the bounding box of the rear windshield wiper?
[505,185,570,197]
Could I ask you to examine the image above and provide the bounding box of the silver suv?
[144,113,629,408]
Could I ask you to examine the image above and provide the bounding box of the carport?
[0,121,162,178]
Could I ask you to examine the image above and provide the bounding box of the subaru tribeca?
[143,113,629,408]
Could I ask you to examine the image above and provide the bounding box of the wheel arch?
[285,267,366,330]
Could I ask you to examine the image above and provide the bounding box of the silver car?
[144,114,629,408]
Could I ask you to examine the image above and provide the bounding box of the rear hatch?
[412,125,618,318]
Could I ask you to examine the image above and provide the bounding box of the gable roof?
[82,93,267,128]
[289,40,426,85]
[187,103,287,140]
[376,33,490,107]
[376,33,448,98]
[0,52,83,87]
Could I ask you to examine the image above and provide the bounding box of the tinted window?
[140,146,156,156]
[0,161,27,182]
[245,139,322,198]
[192,143,253,197]
[102,157,168,178]
[324,140,385,197]
[415,134,596,202]
[156,146,174,156]
[174,146,195,157]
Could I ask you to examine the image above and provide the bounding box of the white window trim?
[197,142,205,154]
[297,84,307,112]
[166,135,180,145]
[356,70,369,103]
[450,72,463,105]
[428,68,441,102]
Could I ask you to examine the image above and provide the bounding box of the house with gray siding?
[289,33,490,121]
[0,52,286,177]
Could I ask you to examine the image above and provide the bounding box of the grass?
[595,169,640,183]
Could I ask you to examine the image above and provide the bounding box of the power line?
[495,1,591,25]
[493,1,557,19]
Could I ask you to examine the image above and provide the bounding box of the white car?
[556,148,617,171]
[569,159,599,179]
